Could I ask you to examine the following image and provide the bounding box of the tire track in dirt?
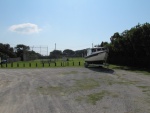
[0,68,150,113]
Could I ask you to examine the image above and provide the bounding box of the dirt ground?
[0,67,150,113]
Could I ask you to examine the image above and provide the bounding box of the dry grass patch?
[37,86,63,95]
[76,90,119,105]
[67,78,100,93]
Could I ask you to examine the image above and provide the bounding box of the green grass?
[86,91,109,105]
[76,90,119,105]
[76,91,108,105]
[1,58,150,77]
[37,86,64,95]
[36,78,100,96]
[137,86,150,93]
[137,86,150,89]
[75,78,100,90]
[67,78,100,93]
[0,57,85,68]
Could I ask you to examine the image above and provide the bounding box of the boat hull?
[85,51,108,64]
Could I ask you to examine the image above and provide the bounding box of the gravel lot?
[0,67,150,113]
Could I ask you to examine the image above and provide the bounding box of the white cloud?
[9,23,42,34]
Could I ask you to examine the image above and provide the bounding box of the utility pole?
[47,46,48,56]
[92,43,93,48]
[40,46,41,55]
[32,46,34,51]
[55,43,56,50]
[54,43,57,61]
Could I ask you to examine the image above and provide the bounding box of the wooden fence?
[0,61,83,68]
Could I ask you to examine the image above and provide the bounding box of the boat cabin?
[86,47,107,56]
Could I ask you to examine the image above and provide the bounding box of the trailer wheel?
[84,62,89,68]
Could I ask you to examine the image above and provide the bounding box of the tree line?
[1,22,150,68]
[0,44,86,61]
[103,22,150,68]
[0,44,41,61]
[49,49,86,59]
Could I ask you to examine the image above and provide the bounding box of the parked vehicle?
[1,59,7,64]
[84,47,109,67]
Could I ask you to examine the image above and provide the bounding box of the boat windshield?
[92,49,96,52]
[97,48,102,51]
[97,47,106,51]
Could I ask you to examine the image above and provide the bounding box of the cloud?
[9,23,42,34]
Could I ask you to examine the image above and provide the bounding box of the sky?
[0,0,150,55]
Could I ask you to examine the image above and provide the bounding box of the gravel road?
[0,67,150,113]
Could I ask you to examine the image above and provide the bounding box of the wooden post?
[11,63,13,67]
[67,62,69,66]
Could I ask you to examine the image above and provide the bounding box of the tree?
[15,44,30,60]
[108,22,150,67]
[110,32,121,43]
[49,50,62,58]
[100,41,109,47]
[63,49,75,57]
[74,49,86,57]
[0,43,16,58]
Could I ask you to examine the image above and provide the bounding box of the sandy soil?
[0,67,150,113]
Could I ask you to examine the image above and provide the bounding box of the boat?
[84,47,109,67]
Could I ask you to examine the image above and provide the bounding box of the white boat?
[84,47,109,67]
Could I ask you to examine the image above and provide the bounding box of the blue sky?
[0,0,150,55]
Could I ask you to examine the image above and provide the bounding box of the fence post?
[49,63,50,67]
[55,63,56,66]
[67,62,69,66]
[73,62,74,66]
[29,63,31,67]
[79,62,80,66]
[6,63,7,68]
[61,62,62,66]
[43,63,44,67]
[36,63,37,67]
[11,63,13,68]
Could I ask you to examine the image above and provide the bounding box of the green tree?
[50,50,62,58]
[108,22,150,67]
[0,43,16,58]
[63,49,75,56]
[15,44,30,60]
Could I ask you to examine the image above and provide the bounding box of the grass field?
[0,57,85,68]
[1,58,150,76]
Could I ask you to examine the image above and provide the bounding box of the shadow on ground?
[110,65,150,74]
[87,66,114,74]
